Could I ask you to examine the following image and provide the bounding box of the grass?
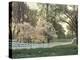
[11,44,78,59]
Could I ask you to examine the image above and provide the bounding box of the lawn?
[11,44,78,59]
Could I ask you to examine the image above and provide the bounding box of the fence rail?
[9,39,74,49]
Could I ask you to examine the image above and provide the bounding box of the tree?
[55,5,78,44]
[45,4,65,39]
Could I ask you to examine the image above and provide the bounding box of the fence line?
[9,39,74,49]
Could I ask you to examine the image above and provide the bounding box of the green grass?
[11,44,78,59]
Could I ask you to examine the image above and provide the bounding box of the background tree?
[10,2,78,44]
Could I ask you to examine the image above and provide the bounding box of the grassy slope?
[12,44,78,59]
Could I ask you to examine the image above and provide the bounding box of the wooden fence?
[9,39,74,49]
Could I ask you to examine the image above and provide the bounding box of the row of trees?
[37,3,78,39]
[9,2,78,44]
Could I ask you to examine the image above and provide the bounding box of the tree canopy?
[9,2,78,44]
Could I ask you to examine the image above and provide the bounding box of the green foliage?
[10,2,78,43]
